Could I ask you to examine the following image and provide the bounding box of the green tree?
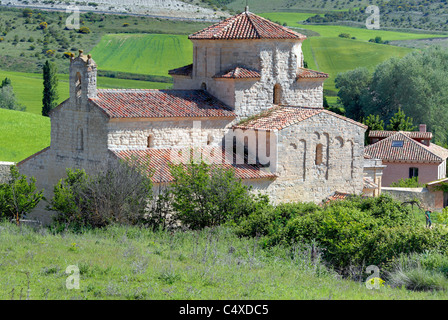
[335,67,371,121]
[0,81,25,111]
[387,107,416,131]
[363,114,384,144]
[0,166,44,226]
[169,159,265,230]
[42,60,59,117]
[1,77,11,88]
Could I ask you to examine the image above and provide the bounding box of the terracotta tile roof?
[365,132,448,163]
[90,89,236,119]
[233,106,367,131]
[111,147,277,183]
[296,67,329,80]
[213,67,261,79]
[168,64,193,77]
[188,11,306,40]
[369,130,433,140]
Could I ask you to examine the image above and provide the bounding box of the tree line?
[335,46,448,146]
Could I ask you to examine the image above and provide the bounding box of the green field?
[89,34,193,77]
[259,13,448,41]
[0,70,172,116]
[302,37,413,91]
[0,108,50,163]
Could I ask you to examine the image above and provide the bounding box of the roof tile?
[234,106,367,131]
[111,147,277,183]
[213,67,261,79]
[189,11,306,40]
[90,89,236,119]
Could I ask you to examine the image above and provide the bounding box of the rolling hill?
[89,34,193,77]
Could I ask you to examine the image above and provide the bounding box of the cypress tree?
[42,60,59,117]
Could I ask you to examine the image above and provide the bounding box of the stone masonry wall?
[245,112,366,204]
[174,39,324,119]
[107,118,235,149]
[0,162,14,183]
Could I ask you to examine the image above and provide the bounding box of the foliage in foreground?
[0,165,44,225]
[169,160,269,230]
[1,222,448,300]
[234,194,448,273]
[47,159,153,230]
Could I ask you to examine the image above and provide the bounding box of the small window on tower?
[273,84,282,105]
[147,135,154,148]
[315,143,323,165]
[77,127,84,151]
[75,72,82,101]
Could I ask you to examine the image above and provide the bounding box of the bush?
[338,33,351,38]
[78,27,91,34]
[0,166,44,225]
[169,160,269,230]
[235,194,448,272]
[390,177,425,188]
[48,158,153,230]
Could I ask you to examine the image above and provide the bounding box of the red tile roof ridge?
[213,66,261,79]
[234,106,367,131]
[188,11,306,40]
[296,67,329,79]
[369,130,433,139]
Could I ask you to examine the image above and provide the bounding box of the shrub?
[39,22,48,30]
[0,166,44,225]
[78,27,91,34]
[48,158,153,230]
[390,176,425,188]
[239,194,448,272]
[169,160,268,230]
[338,33,351,38]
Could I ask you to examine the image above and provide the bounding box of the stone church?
[18,9,369,223]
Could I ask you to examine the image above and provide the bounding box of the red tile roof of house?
[89,89,236,119]
[296,67,329,80]
[111,147,277,183]
[233,106,367,131]
[365,131,448,163]
[168,64,193,77]
[369,130,433,140]
[213,67,261,79]
[188,11,307,40]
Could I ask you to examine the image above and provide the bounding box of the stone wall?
[238,112,366,204]
[0,162,14,183]
[107,118,235,149]
[382,187,442,211]
[173,38,325,119]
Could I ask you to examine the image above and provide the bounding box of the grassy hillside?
[302,37,413,91]
[89,34,193,77]
[0,70,172,116]
[0,108,50,163]
[1,222,447,300]
[259,13,448,40]
[225,0,369,13]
